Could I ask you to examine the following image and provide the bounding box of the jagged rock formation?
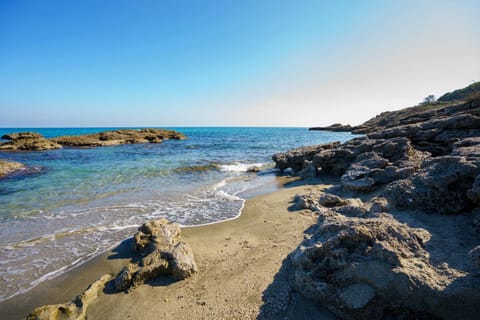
[273,142,340,173]
[306,82,480,135]
[0,129,186,151]
[0,132,62,151]
[276,83,480,319]
[26,274,111,320]
[114,218,197,292]
[0,159,24,177]
[274,94,480,215]
[289,191,480,319]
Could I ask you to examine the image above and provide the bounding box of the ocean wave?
[218,162,267,172]
[0,174,255,302]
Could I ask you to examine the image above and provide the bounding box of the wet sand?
[1,178,335,320]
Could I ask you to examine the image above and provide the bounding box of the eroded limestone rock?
[0,129,186,151]
[114,218,197,292]
[385,156,480,214]
[27,274,111,320]
[51,129,185,147]
[0,132,61,151]
[289,209,468,319]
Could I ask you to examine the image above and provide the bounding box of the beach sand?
[1,178,335,320]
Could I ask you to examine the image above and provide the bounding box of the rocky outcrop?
[0,129,186,151]
[114,218,197,292]
[385,156,480,214]
[272,142,340,172]
[273,93,480,215]
[289,190,480,319]
[0,132,62,151]
[306,82,480,136]
[468,174,480,205]
[470,246,480,269]
[0,159,24,177]
[51,129,185,147]
[275,84,480,319]
[308,123,352,132]
[27,274,111,320]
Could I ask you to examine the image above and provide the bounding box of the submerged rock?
[27,274,111,320]
[0,159,24,177]
[114,218,197,292]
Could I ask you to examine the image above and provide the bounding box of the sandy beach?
[1,178,335,320]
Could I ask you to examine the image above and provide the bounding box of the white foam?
[216,190,242,201]
[212,179,227,190]
[218,162,266,172]
[0,166,275,303]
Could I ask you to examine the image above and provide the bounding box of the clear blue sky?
[1,0,479,127]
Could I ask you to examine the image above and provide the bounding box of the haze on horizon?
[1,0,479,128]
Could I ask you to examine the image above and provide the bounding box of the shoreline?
[0,172,283,305]
[1,176,336,319]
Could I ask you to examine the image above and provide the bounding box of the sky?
[1,0,479,127]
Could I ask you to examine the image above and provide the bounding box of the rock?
[0,132,62,151]
[312,148,356,176]
[0,129,185,151]
[273,142,340,172]
[385,156,480,214]
[470,246,480,268]
[276,82,480,319]
[114,263,137,292]
[0,159,24,177]
[293,192,369,218]
[293,193,322,212]
[1,132,43,140]
[318,193,349,207]
[368,197,390,213]
[27,274,111,320]
[338,284,375,309]
[133,218,181,255]
[353,152,389,169]
[51,129,186,148]
[467,174,480,204]
[473,209,480,234]
[341,167,375,192]
[372,137,417,162]
[298,160,316,180]
[246,166,261,173]
[308,123,352,132]
[289,210,470,319]
[114,218,197,291]
[335,204,368,216]
[170,241,198,279]
[132,250,170,287]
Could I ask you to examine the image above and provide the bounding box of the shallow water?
[0,127,354,301]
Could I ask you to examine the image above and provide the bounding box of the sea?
[0,127,354,302]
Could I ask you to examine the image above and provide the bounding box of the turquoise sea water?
[0,127,354,301]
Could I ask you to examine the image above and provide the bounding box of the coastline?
[0,176,335,320]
